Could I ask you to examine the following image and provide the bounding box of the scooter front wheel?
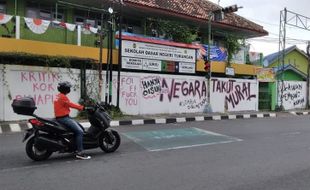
[99,130,121,153]
[26,137,52,161]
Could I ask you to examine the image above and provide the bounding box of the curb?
[290,111,310,115]
[0,113,277,134]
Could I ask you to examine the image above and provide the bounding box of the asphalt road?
[1,115,310,190]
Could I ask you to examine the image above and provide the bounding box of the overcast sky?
[209,0,310,56]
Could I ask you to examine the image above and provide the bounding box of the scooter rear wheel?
[99,130,121,153]
[26,137,53,161]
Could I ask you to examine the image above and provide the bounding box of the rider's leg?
[56,117,84,152]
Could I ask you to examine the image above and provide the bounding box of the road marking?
[176,117,186,122]
[195,116,204,121]
[155,118,166,124]
[243,114,251,118]
[110,121,120,127]
[0,164,50,173]
[212,116,221,120]
[132,120,144,125]
[10,124,21,132]
[228,115,236,119]
[282,132,301,136]
[123,127,242,152]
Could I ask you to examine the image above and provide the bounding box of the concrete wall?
[277,81,307,110]
[111,72,209,115]
[210,78,259,112]
[2,65,81,121]
[0,64,264,121]
[0,65,4,121]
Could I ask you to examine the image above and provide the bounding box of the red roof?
[122,0,267,36]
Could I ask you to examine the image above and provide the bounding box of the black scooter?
[12,97,121,161]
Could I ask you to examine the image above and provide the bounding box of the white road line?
[228,115,236,119]
[176,117,186,123]
[110,121,120,127]
[155,118,166,124]
[10,124,21,132]
[149,140,243,152]
[0,126,2,134]
[195,116,204,121]
[270,113,276,117]
[132,120,144,125]
[243,114,251,119]
[212,115,221,120]
[257,114,264,118]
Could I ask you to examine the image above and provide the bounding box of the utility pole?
[206,4,241,112]
[307,42,310,109]
[116,0,123,108]
[278,8,310,110]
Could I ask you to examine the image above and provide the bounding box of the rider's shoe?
[75,152,91,160]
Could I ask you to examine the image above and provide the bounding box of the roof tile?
[123,0,267,35]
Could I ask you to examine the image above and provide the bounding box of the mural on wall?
[1,66,264,121]
[278,81,306,110]
[113,72,209,115]
[14,71,60,105]
[210,78,258,112]
[3,65,81,120]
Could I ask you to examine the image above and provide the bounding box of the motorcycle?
[12,97,121,161]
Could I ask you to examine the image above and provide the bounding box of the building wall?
[2,65,81,121]
[0,64,4,120]
[0,0,106,48]
[0,64,263,121]
[210,78,259,112]
[269,50,309,74]
[277,81,307,110]
[111,72,209,115]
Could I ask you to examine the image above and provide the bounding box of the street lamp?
[206,4,242,78]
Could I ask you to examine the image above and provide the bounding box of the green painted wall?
[270,70,305,111]
[0,0,108,48]
[271,82,277,111]
[267,48,307,111]
[281,70,305,81]
[269,50,309,75]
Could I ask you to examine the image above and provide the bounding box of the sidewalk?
[0,111,280,134]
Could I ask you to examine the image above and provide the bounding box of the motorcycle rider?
[54,81,91,160]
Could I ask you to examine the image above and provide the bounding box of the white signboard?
[122,40,196,63]
[142,59,162,71]
[278,81,306,110]
[210,77,258,112]
[178,62,196,74]
[122,57,143,70]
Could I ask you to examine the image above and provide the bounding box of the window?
[26,1,61,20]
[75,16,84,25]
[26,8,38,18]
[85,19,95,27]
[123,18,142,34]
[53,12,64,21]
[0,1,6,13]
[39,9,51,20]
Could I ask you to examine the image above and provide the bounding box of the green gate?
[259,82,272,110]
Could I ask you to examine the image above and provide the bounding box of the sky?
[209,0,310,56]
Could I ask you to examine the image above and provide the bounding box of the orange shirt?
[54,93,84,117]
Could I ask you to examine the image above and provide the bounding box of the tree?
[225,35,244,65]
[147,18,198,44]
